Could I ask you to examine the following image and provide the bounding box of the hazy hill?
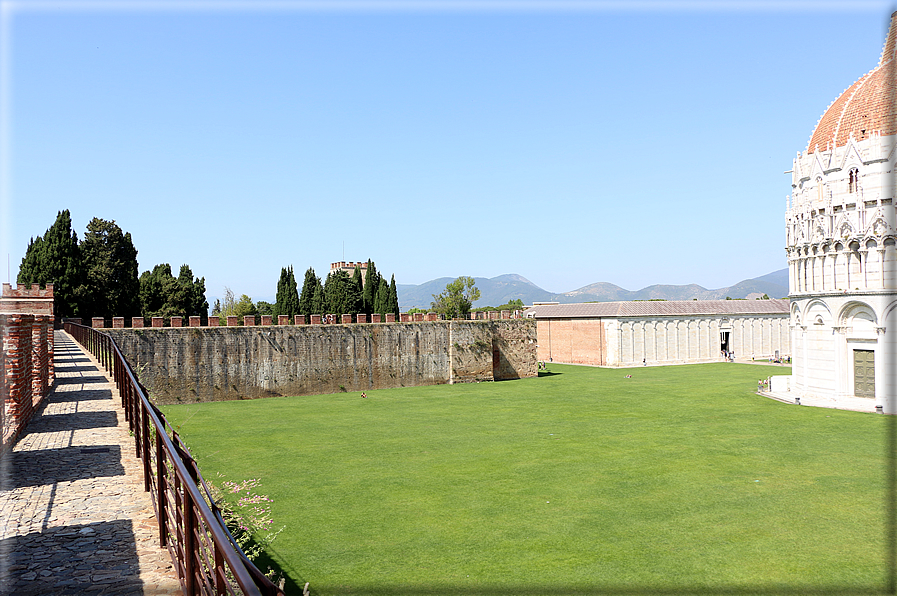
[396,269,789,310]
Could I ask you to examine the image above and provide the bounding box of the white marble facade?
[784,12,896,413]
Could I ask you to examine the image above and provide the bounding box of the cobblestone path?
[1,331,182,595]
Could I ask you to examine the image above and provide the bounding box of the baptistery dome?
[784,12,897,414]
[806,14,896,153]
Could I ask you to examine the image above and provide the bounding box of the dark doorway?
[720,331,731,355]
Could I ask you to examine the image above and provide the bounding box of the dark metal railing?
[64,322,285,596]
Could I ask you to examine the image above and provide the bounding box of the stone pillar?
[278,315,290,326]
[171,316,183,328]
[295,315,306,325]
[189,316,201,327]
[261,315,273,326]
[112,317,125,329]
[92,317,105,328]
[244,316,256,326]
[131,317,145,328]
[227,316,239,326]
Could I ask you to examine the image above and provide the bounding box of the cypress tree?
[349,265,364,315]
[275,266,300,319]
[78,218,140,319]
[362,259,379,314]
[298,267,320,316]
[374,277,389,316]
[387,274,400,316]
[311,281,325,315]
[17,209,84,317]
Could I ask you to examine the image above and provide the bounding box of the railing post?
[215,543,226,596]
[142,401,152,490]
[134,393,142,459]
[183,487,196,596]
[157,428,167,547]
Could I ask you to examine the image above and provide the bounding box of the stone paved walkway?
[0,331,182,595]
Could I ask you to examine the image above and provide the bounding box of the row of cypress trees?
[17,209,208,320]
[274,260,399,319]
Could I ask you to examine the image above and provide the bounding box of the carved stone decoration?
[814,216,827,240]
[839,220,853,239]
[871,216,889,237]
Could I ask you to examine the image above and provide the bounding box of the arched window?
[848,168,859,193]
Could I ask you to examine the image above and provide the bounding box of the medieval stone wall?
[105,320,537,405]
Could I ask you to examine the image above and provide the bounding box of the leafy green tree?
[234,294,257,318]
[275,266,300,318]
[431,276,480,319]
[473,298,525,313]
[298,268,323,316]
[17,209,84,317]
[139,263,208,320]
[78,218,140,318]
[256,301,275,316]
[178,265,209,320]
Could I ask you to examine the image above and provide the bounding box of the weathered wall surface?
[106,320,536,404]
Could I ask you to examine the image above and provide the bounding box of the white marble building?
[784,12,896,413]
[525,300,790,367]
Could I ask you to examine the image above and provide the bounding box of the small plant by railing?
[64,322,286,596]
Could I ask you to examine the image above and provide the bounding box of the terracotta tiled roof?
[806,12,897,154]
[524,299,790,319]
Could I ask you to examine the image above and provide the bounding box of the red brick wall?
[535,319,607,366]
[2,313,54,452]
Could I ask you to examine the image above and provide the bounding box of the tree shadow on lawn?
[537,370,562,377]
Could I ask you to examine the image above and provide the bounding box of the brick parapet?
[278,315,290,326]
[0,283,55,318]
[171,316,183,328]
[1,314,42,452]
[261,315,273,326]
[189,316,201,327]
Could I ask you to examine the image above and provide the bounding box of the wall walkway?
[0,332,181,595]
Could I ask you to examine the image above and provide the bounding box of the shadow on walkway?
[0,331,181,596]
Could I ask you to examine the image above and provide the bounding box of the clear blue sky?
[1,1,893,303]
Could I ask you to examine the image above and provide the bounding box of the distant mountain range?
[396,269,789,310]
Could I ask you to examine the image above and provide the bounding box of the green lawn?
[162,363,891,596]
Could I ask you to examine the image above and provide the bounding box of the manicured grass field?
[162,363,891,596]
